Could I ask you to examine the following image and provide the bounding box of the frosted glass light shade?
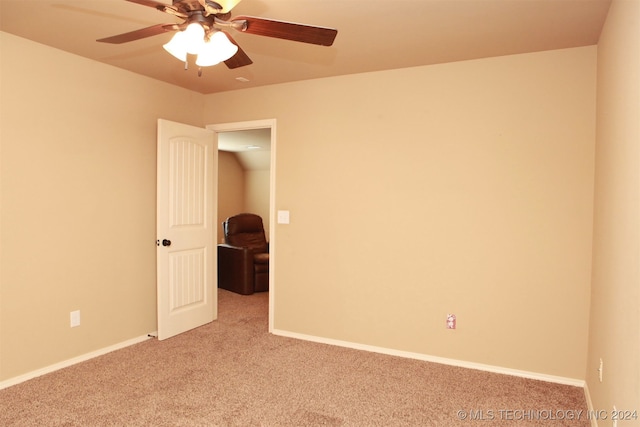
[183,23,205,54]
[195,31,238,67]
[163,23,206,61]
[163,31,188,61]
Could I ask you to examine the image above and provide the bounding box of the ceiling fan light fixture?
[195,31,238,67]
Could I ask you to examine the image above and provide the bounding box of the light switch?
[277,210,290,224]
[70,310,81,328]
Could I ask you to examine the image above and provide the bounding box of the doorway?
[207,120,276,332]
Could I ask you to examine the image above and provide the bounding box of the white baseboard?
[0,332,156,391]
[272,328,585,388]
[2,328,586,393]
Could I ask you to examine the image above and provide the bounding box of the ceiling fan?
[97,0,338,72]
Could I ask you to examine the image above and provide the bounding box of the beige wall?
[587,0,640,417]
[217,151,245,241]
[1,29,617,388]
[0,33,204,380]
[245,169,271,237]
[204,46,597,380]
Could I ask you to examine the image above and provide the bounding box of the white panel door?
[157,119,217,340]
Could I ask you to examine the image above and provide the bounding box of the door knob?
[162,239,171,247]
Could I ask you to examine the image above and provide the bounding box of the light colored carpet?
[0,289,589,426]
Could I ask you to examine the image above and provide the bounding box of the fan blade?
[97,23,177,44]
[231,16,337,46]
[223,32,253,69]
[126,0,188,18]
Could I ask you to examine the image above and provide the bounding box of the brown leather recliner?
[217,213,269,295]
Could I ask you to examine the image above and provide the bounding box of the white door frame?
[207,119,276,332]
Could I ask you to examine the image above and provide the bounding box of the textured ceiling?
[0,0,611,94]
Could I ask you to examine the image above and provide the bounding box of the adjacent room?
[1,0,638,424]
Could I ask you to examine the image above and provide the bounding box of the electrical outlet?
[598,358,603,382]
[447,314,456,329]
[70,310,81,328]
